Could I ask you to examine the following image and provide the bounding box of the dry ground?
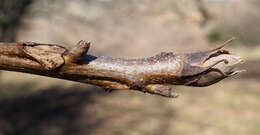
[0,67,259,135]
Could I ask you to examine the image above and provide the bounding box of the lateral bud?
[65,40,91,63]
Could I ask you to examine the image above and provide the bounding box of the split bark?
[0,39,244,98]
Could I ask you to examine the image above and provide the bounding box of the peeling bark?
[0,38,244,98]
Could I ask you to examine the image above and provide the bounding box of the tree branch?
[0,39,244,98]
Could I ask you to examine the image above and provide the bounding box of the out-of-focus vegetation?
[206,0,260,45]
[0,0,33,41]
[0,0,259,135]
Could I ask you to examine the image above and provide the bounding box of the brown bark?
[0,39,243,98]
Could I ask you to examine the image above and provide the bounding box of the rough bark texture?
[0,39,244,98]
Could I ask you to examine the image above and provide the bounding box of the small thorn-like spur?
[210,37,236,52]
[227,70,246,77]
[202,37,236,63]
[184,37,235,66]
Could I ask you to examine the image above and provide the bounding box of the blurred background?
[0,0,259,135]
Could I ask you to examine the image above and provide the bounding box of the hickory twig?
[0,39,242,98]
